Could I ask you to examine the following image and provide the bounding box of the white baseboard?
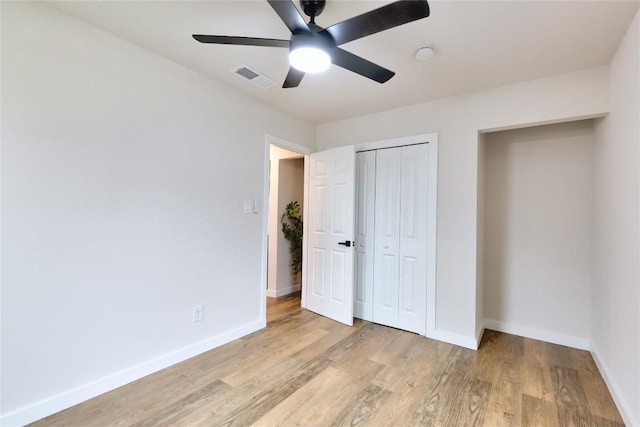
[590,343,637,427]
[0,319,265,427]
[426,328,479,350]
[483,319,590,350]
[266,284,301,298]
[475,322,486,348]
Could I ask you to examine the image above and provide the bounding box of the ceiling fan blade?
[282,67,305,88]
[267,0,309,34]
[193,35,290,48]
[321,0,430,46]
[331,48,395,83]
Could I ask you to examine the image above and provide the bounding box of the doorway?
[267,146,303,298]
[262,135,313,322]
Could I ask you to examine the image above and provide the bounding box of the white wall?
[592,10,640,426]
[483,120,594,349]
[0,2,314,425]
[267,146,303,298]
[317,66,609,347]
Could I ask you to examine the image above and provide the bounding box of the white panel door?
[398,144,429,334]
[306,145,356,326]
[354,151,376,321]
[373,148,402,328]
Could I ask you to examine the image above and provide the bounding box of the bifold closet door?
[397,144,428,334]
[354,151,376,321]
[372,148,402,328]
[372,144,428,334]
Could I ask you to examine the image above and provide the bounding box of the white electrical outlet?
[192,305,203,322]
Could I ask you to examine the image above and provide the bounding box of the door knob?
[384,244,389,249]
[338,240,352,247]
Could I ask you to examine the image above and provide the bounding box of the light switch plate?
[243,200,252,214]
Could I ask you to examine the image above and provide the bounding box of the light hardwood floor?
[32,293,624,426]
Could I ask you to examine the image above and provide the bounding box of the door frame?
[261,134,314,324]
[355,132,438,337]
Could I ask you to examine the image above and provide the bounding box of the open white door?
[305,145,356,326]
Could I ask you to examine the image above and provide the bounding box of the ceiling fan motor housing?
[300,0,326,19]
[290,29,334,52]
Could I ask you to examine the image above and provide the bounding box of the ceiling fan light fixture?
[289,46,331,73]
[193,0,431,87]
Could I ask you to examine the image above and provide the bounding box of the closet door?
[398,144,429,334]
[354,151,376,321]
[373,148,402,328]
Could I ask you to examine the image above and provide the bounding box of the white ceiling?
[48,0,639,125]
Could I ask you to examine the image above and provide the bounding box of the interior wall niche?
[481,119,595,345]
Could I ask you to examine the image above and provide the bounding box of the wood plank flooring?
[32,293,624,426]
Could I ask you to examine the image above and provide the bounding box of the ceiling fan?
[193,0,430,88]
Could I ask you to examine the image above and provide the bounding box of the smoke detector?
[415,46,434,61]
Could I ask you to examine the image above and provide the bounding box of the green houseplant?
[281,201,303,276]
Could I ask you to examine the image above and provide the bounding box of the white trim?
[301,154,310,309]
[266,284,301,298]
[590,343,636,427]
[475,321,486,348]
[354,132,438,152]
[264,134,314,155]
[484,319,591,350]
[426,135,438,338]
[0,319,264,427]
[478,113,607,134]
[261,135,314,320]
[426,328,479,350]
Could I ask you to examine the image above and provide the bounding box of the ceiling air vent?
[230,65,276,89]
